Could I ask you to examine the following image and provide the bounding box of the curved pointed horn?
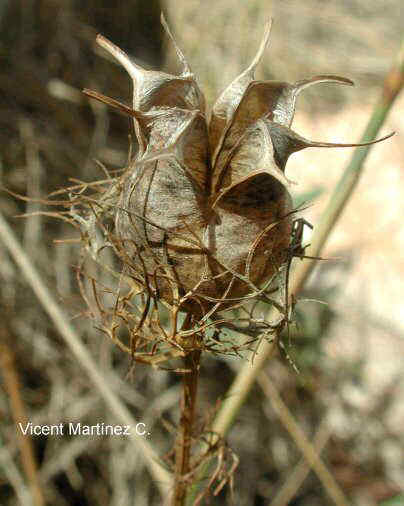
[293,75,354,96]
[246,19,272,77]
[267,121,395,171]
[160,12,191,75]
[96,34,143,83]
[83,89,136,117]
[296,131,395,149]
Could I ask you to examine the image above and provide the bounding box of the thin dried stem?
[269,415,331,506]
[172,316,202,505]
[258,372,349,506]
[0,340,45,506]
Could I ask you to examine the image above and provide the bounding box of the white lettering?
[33,425,42,435]
[51,423,64,436]
[69,423,81,435]
[18,423,65,436]
[18,422,31,435]
[25,422,147,436]
[136,423,146,436]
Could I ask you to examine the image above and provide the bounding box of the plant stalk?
[172,349,201,506]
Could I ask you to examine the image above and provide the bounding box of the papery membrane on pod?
[86,17,392,314]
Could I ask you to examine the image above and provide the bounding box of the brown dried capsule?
[84,16,391,315]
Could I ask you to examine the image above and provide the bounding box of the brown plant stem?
[172,350,201,506]
[269,414,331,506]
[0,339,45,506]
[258,372,349,506]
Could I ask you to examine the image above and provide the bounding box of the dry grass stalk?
[0,340,45,506]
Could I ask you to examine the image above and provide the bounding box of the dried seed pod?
[85,17,391,314]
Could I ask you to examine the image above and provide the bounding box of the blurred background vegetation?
[0,1,403,505]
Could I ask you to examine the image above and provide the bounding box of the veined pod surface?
[85,16,390,314]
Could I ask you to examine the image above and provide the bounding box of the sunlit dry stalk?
[0,340,45,506]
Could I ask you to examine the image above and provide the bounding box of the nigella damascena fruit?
[84,16,389,314]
